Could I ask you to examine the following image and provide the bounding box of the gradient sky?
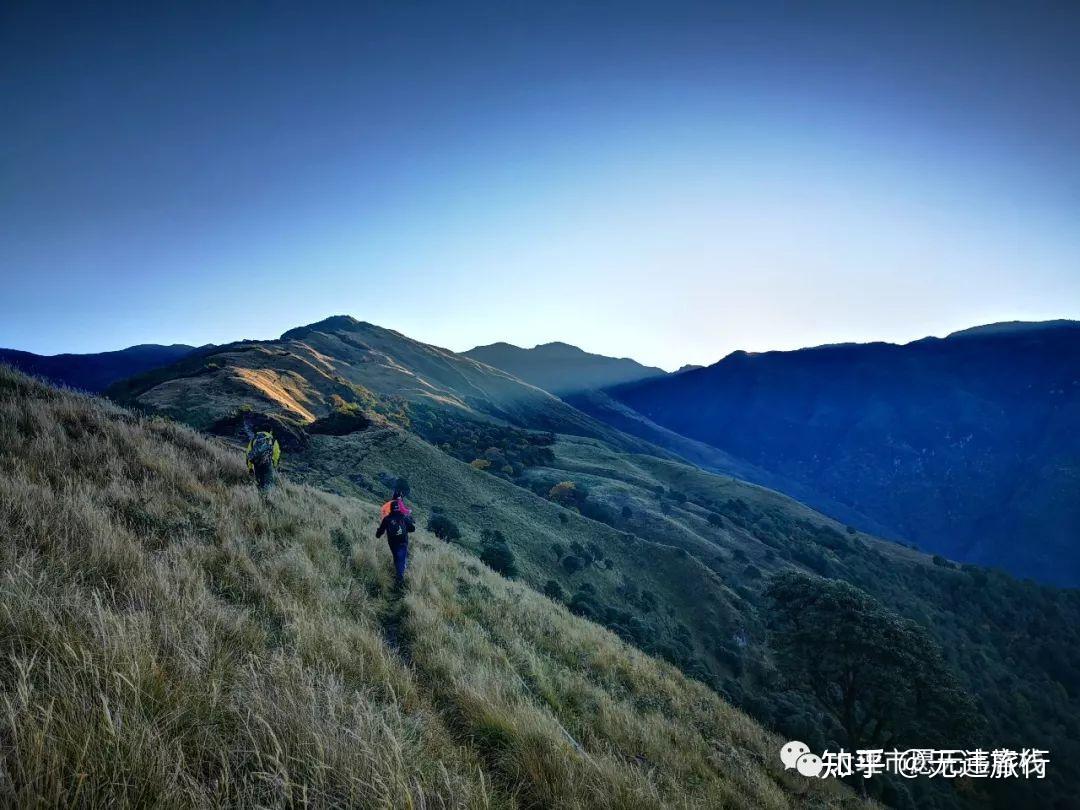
[3,1,1079,369]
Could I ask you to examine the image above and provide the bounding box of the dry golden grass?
[0,366,866,809]
[400,543,866,809]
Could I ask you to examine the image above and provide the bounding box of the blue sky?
[3,1,1078,369]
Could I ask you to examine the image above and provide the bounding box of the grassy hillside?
[0,366,862,808]
[287,427,750,683]
[283,414,1080,809]
[285,420,918,688]
[526,438,1080,810]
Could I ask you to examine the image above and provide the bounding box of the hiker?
[246,429,281,491]
[381,487,412,519]
[376,499,415,584]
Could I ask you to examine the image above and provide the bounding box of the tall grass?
[401,543,863,809]
[0,368,490,808]
[0,367,864,809]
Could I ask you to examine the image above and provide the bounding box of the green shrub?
[548,481,579,508]
[480,529,518,578]
[543,580,566,601]
[427,514,461,542]
[561,555,583,574]
[932,554,955,569]
[480,543,518,578]
[407,405,554,478]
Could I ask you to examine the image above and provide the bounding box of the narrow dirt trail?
[378,583,413,666]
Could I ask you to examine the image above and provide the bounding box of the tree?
[764,572,979,752]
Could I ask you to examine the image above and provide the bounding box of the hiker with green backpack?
[246,429,281,490]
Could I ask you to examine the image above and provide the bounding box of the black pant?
[253,462,275,490]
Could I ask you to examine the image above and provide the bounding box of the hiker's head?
[390,499,401,513]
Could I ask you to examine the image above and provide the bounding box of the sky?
[2,1,1079,370]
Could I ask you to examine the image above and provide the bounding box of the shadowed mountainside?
[607,321,1080,585]
[464,340,666,395]
[0,343,197,392]
[565,389,896,539]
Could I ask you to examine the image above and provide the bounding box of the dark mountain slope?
[0,343,197,392]
[566,389,897,539]
[607,321,1080,585]
[465,340,666,395]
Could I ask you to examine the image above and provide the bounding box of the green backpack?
[249,432,275,466]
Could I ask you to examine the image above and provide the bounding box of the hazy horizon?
[4,1,1079,369]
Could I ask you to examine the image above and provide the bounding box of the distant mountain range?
[0,343,198,392]
[604,320,1080,585]
[464,340,666,395]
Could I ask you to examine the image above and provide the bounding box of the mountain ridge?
[0,343,199,392]
[464,338,667,396]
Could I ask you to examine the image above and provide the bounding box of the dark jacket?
[376,511,415,544]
